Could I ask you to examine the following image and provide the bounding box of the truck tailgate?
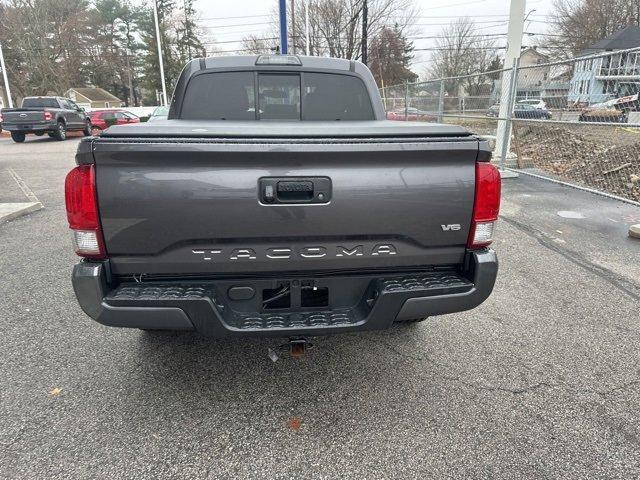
[91,136,480,276]
[2,109,46,123]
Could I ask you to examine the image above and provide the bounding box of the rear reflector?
[65,165,106,258]
[468,162,501,249]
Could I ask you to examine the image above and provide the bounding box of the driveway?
[1,136,639,478]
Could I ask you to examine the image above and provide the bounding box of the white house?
[64,87,124,110]
[516,47,551,99]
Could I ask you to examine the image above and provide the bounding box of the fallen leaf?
[286,417,302,430]
[50,387,62,396]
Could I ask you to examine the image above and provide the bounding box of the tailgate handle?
[277,181,314,201]
[259,177,331,204]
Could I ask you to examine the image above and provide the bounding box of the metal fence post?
[437,80,445,123]
[497,58,519,170]
[404,80,409,121]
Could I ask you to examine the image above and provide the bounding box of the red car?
[89,109,140,135]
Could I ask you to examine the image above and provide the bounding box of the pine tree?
[369,26,418,87]
[177,0,205,62]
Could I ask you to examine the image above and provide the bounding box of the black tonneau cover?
[100,120,471,138]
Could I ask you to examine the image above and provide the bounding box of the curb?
[0,168,44,224]
[0,202,43,224]
[499,168,519,179]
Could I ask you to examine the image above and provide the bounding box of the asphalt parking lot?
[1,135,639,479]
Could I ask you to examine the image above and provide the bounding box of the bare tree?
[245,0,417,60]
[241,34,278,55]
[544,0,640,59]
[428,18,499,95]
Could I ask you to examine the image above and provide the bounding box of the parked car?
[513,104,552,120]
[66,54,500,339]
[486,104,500,117]
[387,107,436,121]
[147,105,169,122]
[517,98,546,110]
[89,109,140,135]
[0,96,91,142]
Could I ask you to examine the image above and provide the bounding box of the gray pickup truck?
[1,96,91,142]
[65,55,500,339]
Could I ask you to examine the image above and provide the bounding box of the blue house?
[568,26,640,105]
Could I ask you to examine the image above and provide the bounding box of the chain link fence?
[381,46,640,205]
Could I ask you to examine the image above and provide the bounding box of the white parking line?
[7,167,41,203]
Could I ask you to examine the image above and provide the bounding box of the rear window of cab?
[180,71,375,121]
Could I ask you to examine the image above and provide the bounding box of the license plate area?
[262,280,329,311]
[218,275,375,317]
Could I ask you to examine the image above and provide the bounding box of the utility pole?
[495,0,526,166]
[305,0,310,55]
[152,0,168,106]
[291,0,296,54]
[279,0,288,54]
[361,0,368,65]
[0,43,14,108]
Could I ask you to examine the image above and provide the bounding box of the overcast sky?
[191,0,556,74]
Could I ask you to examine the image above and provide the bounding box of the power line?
[197,14,271,20]
[195,20,272,28]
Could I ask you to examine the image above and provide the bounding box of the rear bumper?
[72,249,498,337]
[3,121,57,132]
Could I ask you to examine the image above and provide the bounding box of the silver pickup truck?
[1,96,91,142]
[65,55,501,339]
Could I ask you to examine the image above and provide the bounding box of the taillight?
[467,162,501,249]
[44,111,53,121]
[64,165,106,258]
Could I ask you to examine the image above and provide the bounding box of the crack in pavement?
[500,215,640,302]
[363,337,640,398]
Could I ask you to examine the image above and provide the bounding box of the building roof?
[521,47,549,61]
[579,26,640,56]
[67,87,122,102]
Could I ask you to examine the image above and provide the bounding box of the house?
[568,25,640,105]
[516,47,551,99]
[64,88,124,110]
[490,47,552,102]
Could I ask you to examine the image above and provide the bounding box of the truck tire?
[52,120,66,141]
[82,120,91,136]
[34,131,44,136]
[11,132,26,143]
